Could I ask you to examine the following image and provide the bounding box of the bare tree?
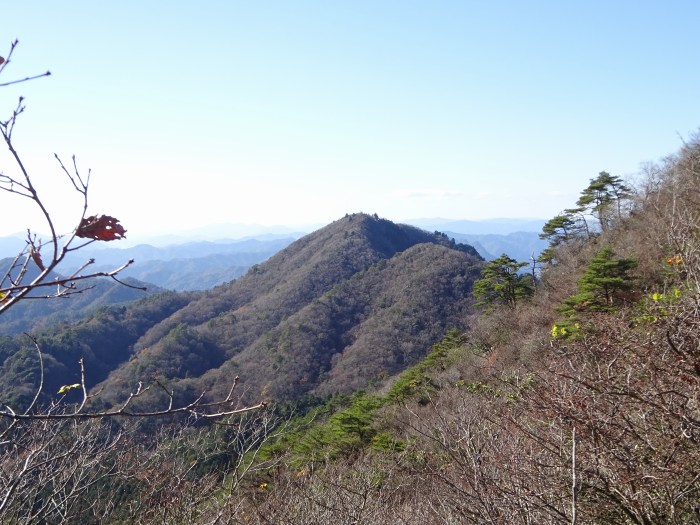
[0,403,284,524]
[0,39,266,421]
[0,41,273,523]
[0,40,144,315]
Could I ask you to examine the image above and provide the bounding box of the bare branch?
[0,338,266,424]
[1,42,136,315]
[0,71,51,88]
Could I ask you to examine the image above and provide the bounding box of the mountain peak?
[91,214,483,406]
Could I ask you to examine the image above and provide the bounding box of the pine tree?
[576,171,631,231]
[562,246,637,313]
[539,214,578,246]
[578,245,636,305]
[473,254,534,309]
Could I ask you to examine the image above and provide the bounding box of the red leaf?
[75,215,127,241]
[30,247,45,271]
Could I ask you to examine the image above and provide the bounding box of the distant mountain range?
[403,217,546,235]
[0,237,298,335]
[0,217,545,338]
[0,236,300,292]
[59,237,300,291]
[445,231,547,261]
[404,218,548,261]
[0,218,545,292]
[0,214,484,409]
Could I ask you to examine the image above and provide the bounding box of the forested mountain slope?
[0,290,198,408]
[96,213,482,405]
[0,213,483,408]
[233,137,700,524]
[3,138,699,524]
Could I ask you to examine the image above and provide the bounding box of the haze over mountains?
[0,217,545,290]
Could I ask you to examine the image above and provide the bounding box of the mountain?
[59,237,299,291]
[4,139,700,523]
[404,217,546,235]
[97,213,483,406]
[231,137,700,524]
[445,231,548,261]
[0,237,299,292]
[57,238,300,267]
[1,219,544,290]
[402,218,548,261]
[0,290,199,409]
[0,213,483,408]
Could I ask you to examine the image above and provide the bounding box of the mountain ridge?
[0,213,482,409]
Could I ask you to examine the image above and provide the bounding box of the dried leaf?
[76,215,126,241]
[666,254,682,266]
[30,247,45,271]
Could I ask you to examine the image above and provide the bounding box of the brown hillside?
[95,213,482,406]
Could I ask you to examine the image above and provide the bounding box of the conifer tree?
[576,171,631,231]
[562,246,637,312]
[540,171,631,263]
[539,214,578,246]
[473,254,534,309]
[578,245,636,305]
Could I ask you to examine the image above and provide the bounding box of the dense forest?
[0,134,699,523]
[0,214,484,410]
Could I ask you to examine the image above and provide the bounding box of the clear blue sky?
[1,1,698,238]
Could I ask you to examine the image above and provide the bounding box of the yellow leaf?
[58,383,81,394]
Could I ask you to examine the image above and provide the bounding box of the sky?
[1,1,699,240]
